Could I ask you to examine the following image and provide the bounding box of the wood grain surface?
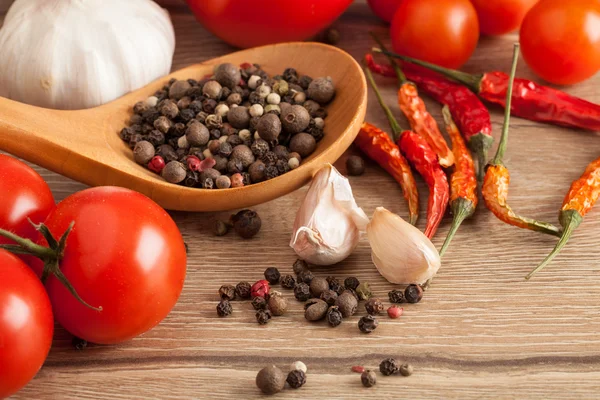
[5,1,600,399]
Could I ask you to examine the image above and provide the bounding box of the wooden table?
[5,2,600,399]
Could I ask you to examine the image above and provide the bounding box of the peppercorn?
[326,305,343,327]
[293,259,309,275]
[273,79,289,95]
[304,298,328,321]
[133,140,155,165]
[309,277,329,298]
[256,309,272,325]
[205,114,223,130]
[231,173,244,188]
[251,279,270,299]
[281,105,310,134]
[216,300,232,317]
[213,154,228,172]
[231,209,261,238]
[387,305,403,319]
[297,269,314,284]
[307,77,335,104]
[399,364,414,377]
[162,161,187,183]
[177,135,190,150]
[249,103,264,118]
[134,101,150,115]
[256,365,285,395]
[405,284,423,304]
[227,159,243,175]
[256,113,281,141]
[156,144,178,163]
[268,294,287,316]
[365,298,384,315]
[302,100,320,117]
[202,80,222,100]
[72,336,88,351]
[234,281,251,299]
[346,155,365,176]
[202,98,217,114]
[153,116,171,134]
[340,277,358,291]
[356,282,373,301]
[128,133,145,149]
[320,289,338,306]
[169,80,191,100]
[230,144,255,168]
[278,275,294,289]
[248,75,262,89]
[227,93,242,106]
[270,145,288,161]
[289,133,317,158]
[335,291,358,317]
[227,106,250,129]
[148,155,166,174]
[288,158,300,170]
[199,168,221,188]
[388,289,405,304]
[251,296,267,310]
[177,96,191,110]
[186,122,209,147]
[286,370,306,389]
[248,161,266,183]
[214,63,241,89]
[379,358,399,376]
[294,282,311,302]
[261,151,279,167]
[361,370,377,388]
[184,170,199,187]
[218,284,236,300]
[264,267,281,284]
[298,75,313,90]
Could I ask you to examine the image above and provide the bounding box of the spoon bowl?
[0,42,367,211]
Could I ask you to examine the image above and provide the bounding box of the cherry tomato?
[0,155,54,258]
[0,250,54,399]
[390,0,479,69]
[186,0,353,48]
[367,0,402,23]
[35,187,187,344]
[470,0,538,35]
[520,0,600,85]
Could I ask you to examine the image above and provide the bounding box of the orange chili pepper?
[482,44,561,238]
[526,156,600,279]
[439,106,478,257]
[355,122,419,225]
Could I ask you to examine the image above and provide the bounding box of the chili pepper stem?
[364,64,403,140]
[439,198,475,257]
[467,134,494,181]
[369,33,407,85]
[372,48,483,93]
[526,210,583,280]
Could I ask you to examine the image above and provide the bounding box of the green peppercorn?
[346,155,365,176]
[289,133,316,158]
[356,282,373,301]
[405,284,423,304]
[231,209,261,239]
[216,300,232,317]
[133,140,155,165]
[281,105,310,134]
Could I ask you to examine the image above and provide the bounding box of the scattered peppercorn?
[256,365,286,394]
[290,361,308,374]
[294,282,311,302]
[293,259,309,275]
[356,282,373,301]
[336,291,358,317]
[405,284,424,304]
[365,298,384,315]
[351,365,365,374]
[388,289,405,304]
[216,300,233,317]
[268,294,288,316]
[264,267,281,284]
[235,281,251,299]
[256,309,272,325]
[309,277,329,298]
[231,209,261,238]
[379,358,399,376]
[280,275,295,289]
[320,289,338,306]
[326,306,343,327]
[399,363,414,377]
[72,336,88,351]
[358,315,378,333]
[344,277,360,290]
[304,299,329,321]
[251,280,270,299]
[218,284,236,300]
[297,269,314,284]
[286,370,306,389]
[361,370,377,387]
[251,296,267,310]
[346,155,365,176]
[387,306,403,319]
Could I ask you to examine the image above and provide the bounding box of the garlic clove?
[290,163,369,265]
[367,207,440,284]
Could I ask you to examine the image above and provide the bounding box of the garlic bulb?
[0,0,175,110]
[367,207,440,284]
[290,163,369,265]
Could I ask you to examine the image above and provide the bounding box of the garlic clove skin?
[290,163,369,265]
[0,0,175,110]
[367,207,440,285]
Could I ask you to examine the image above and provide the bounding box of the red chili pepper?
[526,156,600,279]
[365,54,492,179]
[481,44,561,237]
[376,49,600,131]
[364,61,449,238]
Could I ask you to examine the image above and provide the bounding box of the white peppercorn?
[177,135,189,149]
[214,103,229,118]
[266,92,281,105]
[293,91,306,104]
[256,84,271,99]
[145,96,158,107]
[248,75,261,89]
[239,129,252,142]
[288,157,300,169]
[249,104,264,118]
[314,117,325,129]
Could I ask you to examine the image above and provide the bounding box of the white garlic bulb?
[367,207,440,284]
[290,163,369,265]
[0,0,175,110]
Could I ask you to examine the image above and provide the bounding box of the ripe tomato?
[367,0,402,23]
[35,187,187,344]
[0,155,54,254]
[186,0,353,48]
[390,0,479,69]
[520,0,600,85]
[0,250,54,399]
[470,0,538,35]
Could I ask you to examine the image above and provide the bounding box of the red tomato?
[470,0,538,35]
[0,250,54,399]
[34,187,187,344]
[0,155,54,255]
[520,0,600,85]
[186,0,353,48]
[367,0,402,23]
[390,0,480,69]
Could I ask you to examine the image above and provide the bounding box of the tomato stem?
[0,227,56,259]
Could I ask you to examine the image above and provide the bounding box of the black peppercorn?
[361,370,377,387]
[128,133,145,149]
[405,284,423,304]
[294,282,311,302]
[251,296,267,310]
[293,259,309,275]
[156,144,178,162]
[320,289,338,306]
[264,267,281,284]
[235,281,251,299]
[72,336,88,351]
[227,134,244,147]
[227,159,244,174]
[358,315,378,333]
[231,209,261,238]
[218,284,236,301]
[326,306,343,327]
[346,155,365,176]
[134,101,150,115]
[202,98,217,114]
[256,309,271,325]
[286,369,306,389]
[216,300,232,317]
[379,358,399,376]
[179,108,195,122]
[280,274,296,289]
[344,277,360,290]
[302,100,320,117]
[275,159,290,174]
[261,151,279,167]
[297,269,314,285]
[365,298,384,315]
[251,139,270,158]
[298,75,313,90]
[388,289,405,304]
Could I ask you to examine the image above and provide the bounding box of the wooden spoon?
[0,42,366,211]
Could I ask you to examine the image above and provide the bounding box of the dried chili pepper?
[375,49,600,132]
[365,54,492,179]
[526,157,600,279]
[370,36,454,168]
[481,44,561,237]
[365,63,449,238]
[439,106,478,257]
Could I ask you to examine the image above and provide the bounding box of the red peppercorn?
[187,155,201,171]
[251,279,270,298]
[199,157,216,172]
[148,155,165,174]
[240,62,252,69]
[351,366,365,374]
[387,306,404,319]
